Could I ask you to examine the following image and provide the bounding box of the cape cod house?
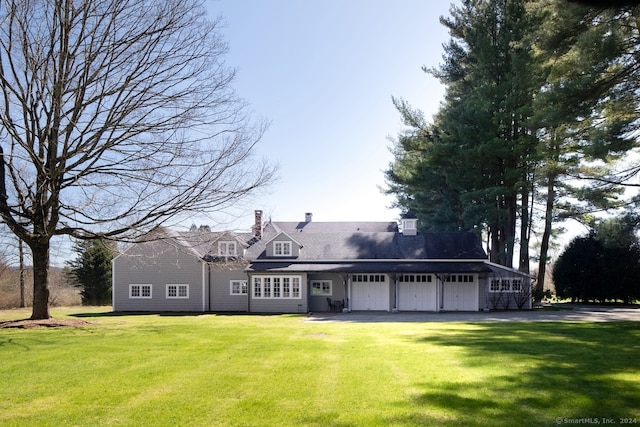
[112,211,532,313]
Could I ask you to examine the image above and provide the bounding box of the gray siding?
[208,263,249,312]
[485,274,533,310]
[308,273,347,312]
[113,240,205,312]
[478,274,491,310]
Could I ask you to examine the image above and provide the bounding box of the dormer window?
[273,241,292,257]
[218,241,237,257]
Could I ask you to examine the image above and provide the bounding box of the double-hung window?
[218,241,237,257]
[166,284,189,299]
[511,279,522,292]
[230,280,248,295]
[273,241,292,257]
[130,284,152,299]
[311,280,332,296]
[489,278,524,293]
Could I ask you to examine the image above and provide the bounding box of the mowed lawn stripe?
[0,308,639,426]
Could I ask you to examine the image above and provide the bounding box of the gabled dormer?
[264,231,302,258]
[210,232,249,260]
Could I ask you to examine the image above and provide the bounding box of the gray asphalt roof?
[246,226,487,261]
[271,221,399,233]
[145,222,488,267]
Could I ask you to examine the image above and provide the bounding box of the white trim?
[217,241,237,256]
[252,275,302,299]
[263,231,302,248]
[273,241,292,257]
[485,261,534,277]
[112,259,116,311]
[310,280,332,296]
[489,277,524,293]
[230,280,248,295]
[129,284,152,299]
[166,284,189,299]
[202,263,206,312]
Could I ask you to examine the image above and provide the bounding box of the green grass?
[1,308,639,426]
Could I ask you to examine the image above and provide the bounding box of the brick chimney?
[305,212,312,222]
[254,210,263,239]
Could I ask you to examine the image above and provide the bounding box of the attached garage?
[351,274,389,311]
[442,274,478,311]
[397,274,437,311]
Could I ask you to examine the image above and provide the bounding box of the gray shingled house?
[112,211,532,313]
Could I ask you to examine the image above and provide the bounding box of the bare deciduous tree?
[0,0,275,319]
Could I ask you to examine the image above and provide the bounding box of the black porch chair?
[326,297,336,312]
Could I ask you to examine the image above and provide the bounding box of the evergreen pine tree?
[67,239,117,306]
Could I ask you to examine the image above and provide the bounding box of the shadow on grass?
[70,311,209,318]
[70,311,307,319]
[393,322,640,427]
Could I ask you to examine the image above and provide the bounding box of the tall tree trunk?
[19,238,25,308]
[490,224,500,264]
[30,242,50,320]
[537,174,556,301]
[519,184,531,274]
[505,194,517,268]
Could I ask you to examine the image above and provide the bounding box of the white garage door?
[443,276,478,311]
[398,275,437,311]
[351,275,389,311]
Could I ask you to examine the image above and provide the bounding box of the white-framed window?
[444,274,474,283]
[489,278,525,292]
[230,280,248,295]
[352,274,386,283]
[273,241,292,257]
[512,279,522,292]
[166,284,189,299]
[218,241,237,256]
[399,274,432,283]
[130,284,152,299]
[311,280,332,296]
[253,275,301,299]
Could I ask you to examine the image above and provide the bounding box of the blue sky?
[49,1,458,265]
[209,0,458,229]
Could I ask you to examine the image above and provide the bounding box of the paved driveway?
[306,305,640,323]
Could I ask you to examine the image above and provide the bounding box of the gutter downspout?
[202,262,206,312]
[207,263,211,312]
[347,275,352,312]
[247,273,251,313]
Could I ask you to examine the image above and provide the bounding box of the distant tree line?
[385,0,640,299]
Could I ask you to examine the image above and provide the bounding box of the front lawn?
[1,308,639,426]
